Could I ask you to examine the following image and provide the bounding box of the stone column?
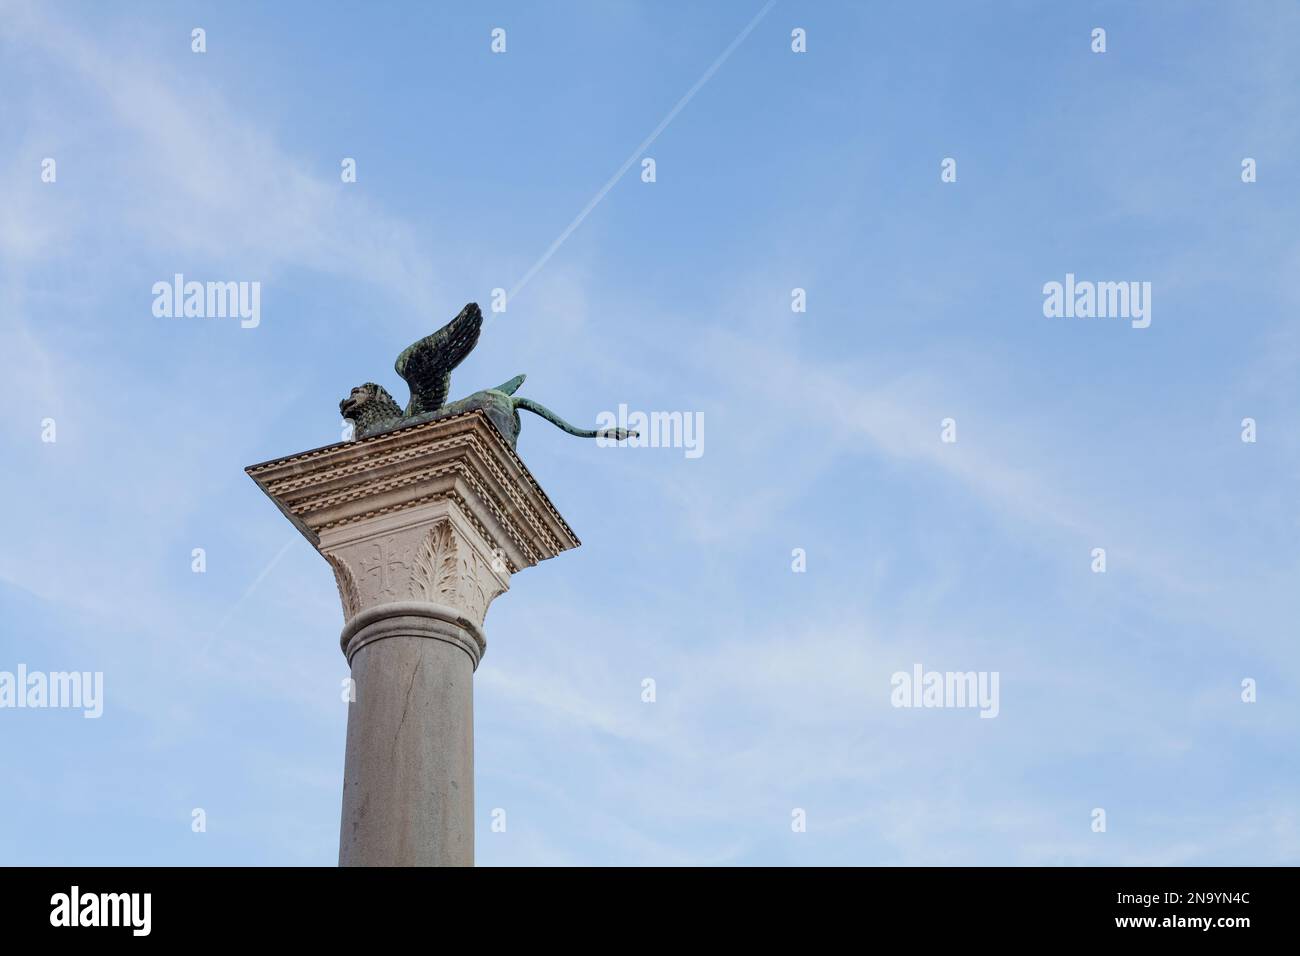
[245,410,580,866]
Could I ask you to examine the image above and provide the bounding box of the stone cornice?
[245,409,580,571]
[246,410,580,636]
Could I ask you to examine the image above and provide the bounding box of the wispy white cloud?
[0,0,443,313]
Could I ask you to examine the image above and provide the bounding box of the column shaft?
[337,605,482,867]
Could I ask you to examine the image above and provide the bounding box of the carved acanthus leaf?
[411,520,460,605]
[409,519,505,624]
[328,554,362,620]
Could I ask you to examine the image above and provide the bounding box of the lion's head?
[340,382,403,438]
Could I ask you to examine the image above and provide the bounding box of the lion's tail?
[513,397,637,440]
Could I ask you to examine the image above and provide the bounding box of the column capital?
[245,409,581,642]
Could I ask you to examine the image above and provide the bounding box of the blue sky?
[1,0,1298,865]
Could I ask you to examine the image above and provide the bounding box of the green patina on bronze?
[339,302,637,447]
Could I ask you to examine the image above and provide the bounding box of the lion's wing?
[394,302,483,416]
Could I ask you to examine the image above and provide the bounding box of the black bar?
[0,866,1277,941]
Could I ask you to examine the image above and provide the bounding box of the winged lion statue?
[339,302,636,448]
